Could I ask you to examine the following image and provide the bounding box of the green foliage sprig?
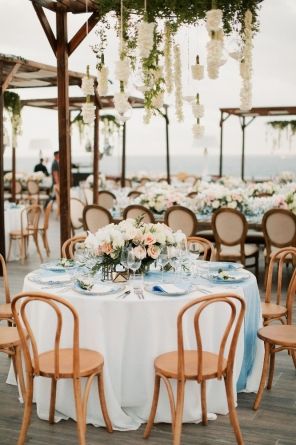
[267,120,296,135]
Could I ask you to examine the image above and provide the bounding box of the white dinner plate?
[198,261,243,271]
[202,270,250,283]
[73,282,124,296]
[28,273,73,285]
[40,261,76,272]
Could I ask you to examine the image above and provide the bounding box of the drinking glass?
[120,246,132,270]
[158,246,170,282]
[126,250,141,279]
[132,272,144,299]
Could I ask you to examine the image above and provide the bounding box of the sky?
[1,0,296,163]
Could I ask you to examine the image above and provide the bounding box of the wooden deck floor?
[1,214,296,445]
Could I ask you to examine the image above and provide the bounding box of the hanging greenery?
[4,91,22,146]
[267,120,296,132]
[71,112,86,143]
[94,1,262,34]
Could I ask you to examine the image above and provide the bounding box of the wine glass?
[188,242,201,279]
[158,246,170,282]
[120,246,132,271]
[126,250,141,280]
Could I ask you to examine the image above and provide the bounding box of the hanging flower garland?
[191,55,204,81]
[240,10,253,112]
[137,20,155,58]
[92,21,110,96]
[164,22,173,94]
[4,91,22,148]
[192,93,205,139]
[81,65,96,124]
[174,44,183,122]
[206,7,225,80]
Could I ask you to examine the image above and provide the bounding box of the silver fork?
[135,289,144,300]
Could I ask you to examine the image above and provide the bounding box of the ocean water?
[4,153,296,180]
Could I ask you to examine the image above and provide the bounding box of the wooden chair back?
[62,234,87,259]
[83,204,113,233]
[139,177,150,186]
[43,200,53,231]
[127,190,143,199]
[122,205,156,224]
[12,291,80,379]
[187,236,215,261]
[70,198,85,231]
[164,205,198,237]
[98,190,116,210]
[176,293,245,382]
[187,191,197,198]
[157,178,168,184]
[11,180,22,195]
[124,178,132,187]
[212,208,247,261]
[262,209,296,257]
[265,246,296,324]
[0,254,10,304]
[83,187,93,205]
[23,205,42,233]
[27,180,40,195]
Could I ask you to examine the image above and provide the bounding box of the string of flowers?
[206,8,225,79]
[192,93,205,139]
[240,10,253,111]
[174,44,183,122]
[164,22,173,93]
[191,54,204,81]
[4,91,22,148]
[81,65,96,124]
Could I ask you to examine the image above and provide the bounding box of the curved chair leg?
[267,347,276,390]
[162,375,176,433]
[201,380,208,425]
[173,380,185,445]
[7,237,13,261]
[97,372,113,432]
[49,378,57,424]
[15,346,26,402]
[224,374,244,445]
[73,377,86,445]
[253,342,271,411]
[33,233,43,262]
[144,373,161,439]
[290,349,296,368]
[17,376,34,445]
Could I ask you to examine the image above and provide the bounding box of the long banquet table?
[9,269,264,431]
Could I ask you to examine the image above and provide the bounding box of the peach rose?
[144,233,156,245]
[147,244,160,259]
[101,242,113,255]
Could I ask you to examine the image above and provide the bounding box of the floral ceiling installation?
[80,0,262,138]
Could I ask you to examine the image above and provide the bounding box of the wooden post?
[241,116,246,181]
[0,64,6,268]
[219,111,224,177]
[56,7,71,246]
[165,107,171,184]
[121,123,126,188]
[11,146,16,202]
[93,105,99,204]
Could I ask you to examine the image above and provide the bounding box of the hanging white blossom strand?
[97,66,109,96]
[82,102,96,125]
[81,68,94,96]
[192,123,205,138]
[206,9,223,32]
[206,8,225,80]
[164,23,173,94]
[114,92,131,115]
[191,55,204,80]
[137,21,155,58]
[240,10,253,112]
[115,58,131,84]
[81,65,95,124]
[174,44,184,122]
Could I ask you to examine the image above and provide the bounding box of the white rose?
[212,200,220,209]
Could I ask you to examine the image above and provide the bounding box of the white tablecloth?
[10,271,263,431]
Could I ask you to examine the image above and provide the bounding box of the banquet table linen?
[8,270,263,431]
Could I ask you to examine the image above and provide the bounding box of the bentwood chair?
[127,190,143,199]
[98,190,116,210]
[212,208,259,275]
[187,191,197,198]
[83,187,93,205]
[187,236,215,261]
[262,247,296,326]
[38,200,53,257]
[7,205,43,263]
[70,198,85,235]
[253,270,296,410]
[139,177,151,186]
[62,234,87,260]
[122,205,156,224]
[12,291,113,445]
[144,293,246,445]
[24,180,48,205]
[262,209,296,282]
[0,254,14,324]
[83,205,113,233]
[164,205,198,237]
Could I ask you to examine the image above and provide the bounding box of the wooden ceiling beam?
[2,63,21,91]
[29,0,58,11]
[32,2,57,56]
[68,12,99,55]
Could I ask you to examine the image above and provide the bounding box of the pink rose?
[101,243,113,255]
[144,233,156,245]
[147,245,160,259]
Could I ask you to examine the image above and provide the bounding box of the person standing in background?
[34,158,49,176]
[51,151,59,187]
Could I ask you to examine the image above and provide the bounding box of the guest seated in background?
[34,158,49,177]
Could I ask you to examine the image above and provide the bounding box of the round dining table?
[8,267,264,431]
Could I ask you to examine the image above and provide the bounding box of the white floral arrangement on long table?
[135,190,184,214]
[193,186,249,215]
[84,217,186,273]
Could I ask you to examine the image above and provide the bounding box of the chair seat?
[258,325,296,347]
[38,348,104,378]
[220,243,259,258]
[9,229,31,238]
[0,303,13,319]
[154,350,227,380]
[261,302,287,319]
[0,327,20,348]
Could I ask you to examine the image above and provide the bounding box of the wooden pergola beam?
[0,63,6,267]
[29,0,58,12]
[2,63,21,92]
[32,2,57,56]
[68,12,99,55]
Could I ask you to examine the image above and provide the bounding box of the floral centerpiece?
[4,172,26,185]
[85,174,106,189]
[194,186,249,215]
[27,171,45,183]
[285,188,296,214]
[274,171,296,185]
[84,217,186,275]
[135,190,183,214]
[246,181,278,197]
